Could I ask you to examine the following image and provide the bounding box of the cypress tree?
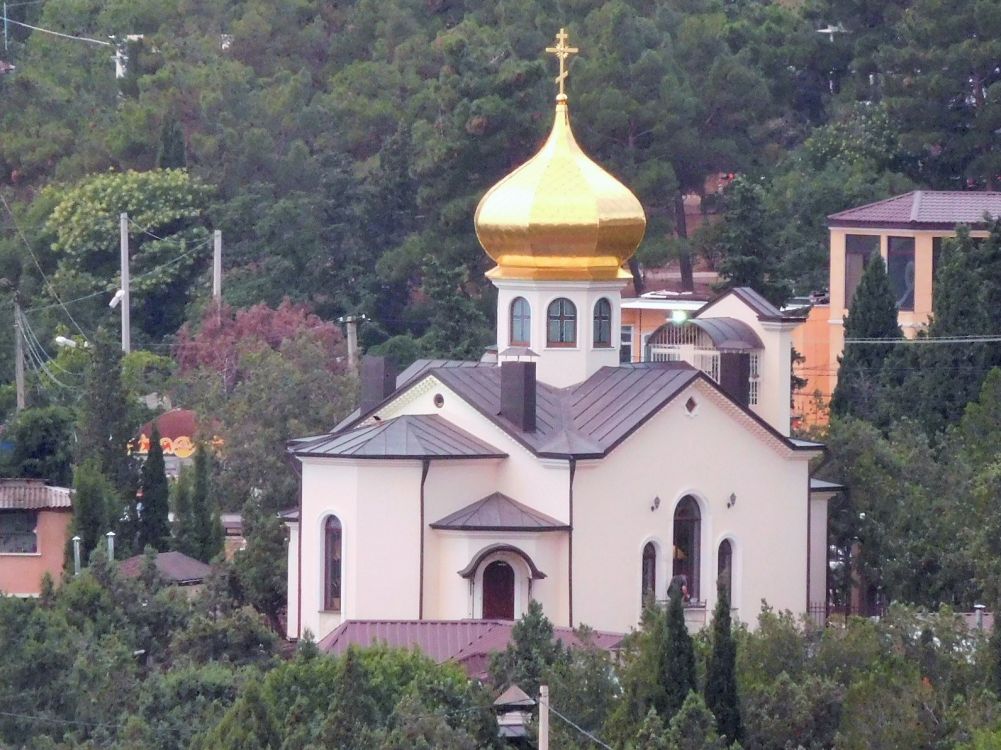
[704,580,742,744]
[830,254,901,419]
[199,680,279,750]
[660,590,697,721]
[137,425,170,551]
[171,468,196,556]
[72,458,112,563]
[191,444,223,561]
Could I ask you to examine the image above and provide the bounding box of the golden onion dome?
[474,33,646,282]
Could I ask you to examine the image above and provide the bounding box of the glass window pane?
[887,237,915,311]
[845,234,879,307]
[0,511,38,553]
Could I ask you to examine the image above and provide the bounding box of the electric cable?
[0,16,112,46]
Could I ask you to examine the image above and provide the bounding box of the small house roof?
[119,550,212,585]
[828,190,1001,229]
[289,414,507,460]
[494,684,535,708]
[317,619,623,680]
[0,479,72,510]
[431,493,569,532]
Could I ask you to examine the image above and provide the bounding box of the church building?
[285,31,833,641]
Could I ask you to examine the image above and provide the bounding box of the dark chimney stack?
[359,355,397,415]
[500,361,536,432]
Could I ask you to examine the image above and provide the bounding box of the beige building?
[286,39,836,643]
[792,191,1001,423]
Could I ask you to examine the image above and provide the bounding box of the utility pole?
[212,229,222,303]
[119,212,130,353]
[538,685,549,750]
[13,293,24,411]
[338,314,366,376]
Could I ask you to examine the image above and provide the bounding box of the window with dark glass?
[845,234,879,307]
[672,496,701,602]
[717,539,733,595]
[546,298,577,346]
[510,297,531,346]
[593,298,612,347]
[620,325,634,363]
[324,515,342,611]
[0,510,38,554]
[642,542,657,601]
[887,236,915,311]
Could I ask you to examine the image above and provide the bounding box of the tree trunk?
[628,256,644,295]
[674,191,694,292]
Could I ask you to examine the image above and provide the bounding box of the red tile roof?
[828,191,1001,229]
[0,479,72,510]
[119,550,212,584]
[317,619,623,680]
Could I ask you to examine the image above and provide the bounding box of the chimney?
[359,355,397,415]
[500,361,536,432]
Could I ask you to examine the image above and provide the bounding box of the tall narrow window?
[717,539,733,596]
[510,297,531,346]
[672,496,701,602]
[593,298,612,347]
[620,325,634,363]
[844,234,879,308]
[324,516,342,612]
[887,236,915,311]
[641,542,657,602]
[547,298,577,346]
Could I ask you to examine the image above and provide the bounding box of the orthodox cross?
[545,28,578,98]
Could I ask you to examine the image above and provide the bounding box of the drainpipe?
[419,458,431,620]
[568,458,576,628]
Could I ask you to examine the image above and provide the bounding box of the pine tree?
[704,580,742,744]
[633,708,669,750]
[664,692,727,750]
[191,444,223,561]
[137,425,170,552]
[661,591,697,722]
[489,599,565,696]
[72,458,112,564]
[314,649,380,748]
[830,254,901,419]
[157,115,186,169]
[199,680,280,750]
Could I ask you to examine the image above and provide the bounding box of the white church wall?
[571,379,813,634]
[809,493,832,609]
[698,295,796,436]
[286,520,299,639]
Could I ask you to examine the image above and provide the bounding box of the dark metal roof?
[289,414,507,460]
[317,619,623,680]
[0,479,72,510]
[119,551,212,585]
[828,190,1001,229]
[458,544,547,579]
[431,492,569,532]
[431,362,702,459]
[648,317,764,351]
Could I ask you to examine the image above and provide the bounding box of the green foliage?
[2,405,75,485]
[664,692,728,750]
[231,497,288,632]
[72,458,114,564]
[705,581,741,743]
[137,425,170,552]
[830,255,901,421]
[191,444,223,561]
[199,679,280,750]
[490,599,565,696]
[662,591,698,722]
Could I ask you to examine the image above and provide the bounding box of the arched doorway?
[483,560,515,620]
[673,496,701,601]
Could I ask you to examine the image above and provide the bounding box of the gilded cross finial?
[545,27,578,100]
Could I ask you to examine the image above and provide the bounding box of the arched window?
[642,542,657,602]
[717,539,733,596]
[510,297,531,346]
[593,298,612,347]
[547,298,577,346]
[672,497,701,602]
[324,516,342,612]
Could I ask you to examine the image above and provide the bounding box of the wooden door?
[483,560,515,620]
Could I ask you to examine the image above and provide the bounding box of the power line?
[845,335,1001,344]
[0,16,112,46]
[547,702,613,749]
[0,192,89,341]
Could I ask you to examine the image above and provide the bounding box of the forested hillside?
[1,0,997,384]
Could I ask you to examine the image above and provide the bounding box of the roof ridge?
[827,190,916,219]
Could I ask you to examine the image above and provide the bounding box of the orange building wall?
[791,304,833,428]
[621,307,674,362]
[0,510,71,596]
